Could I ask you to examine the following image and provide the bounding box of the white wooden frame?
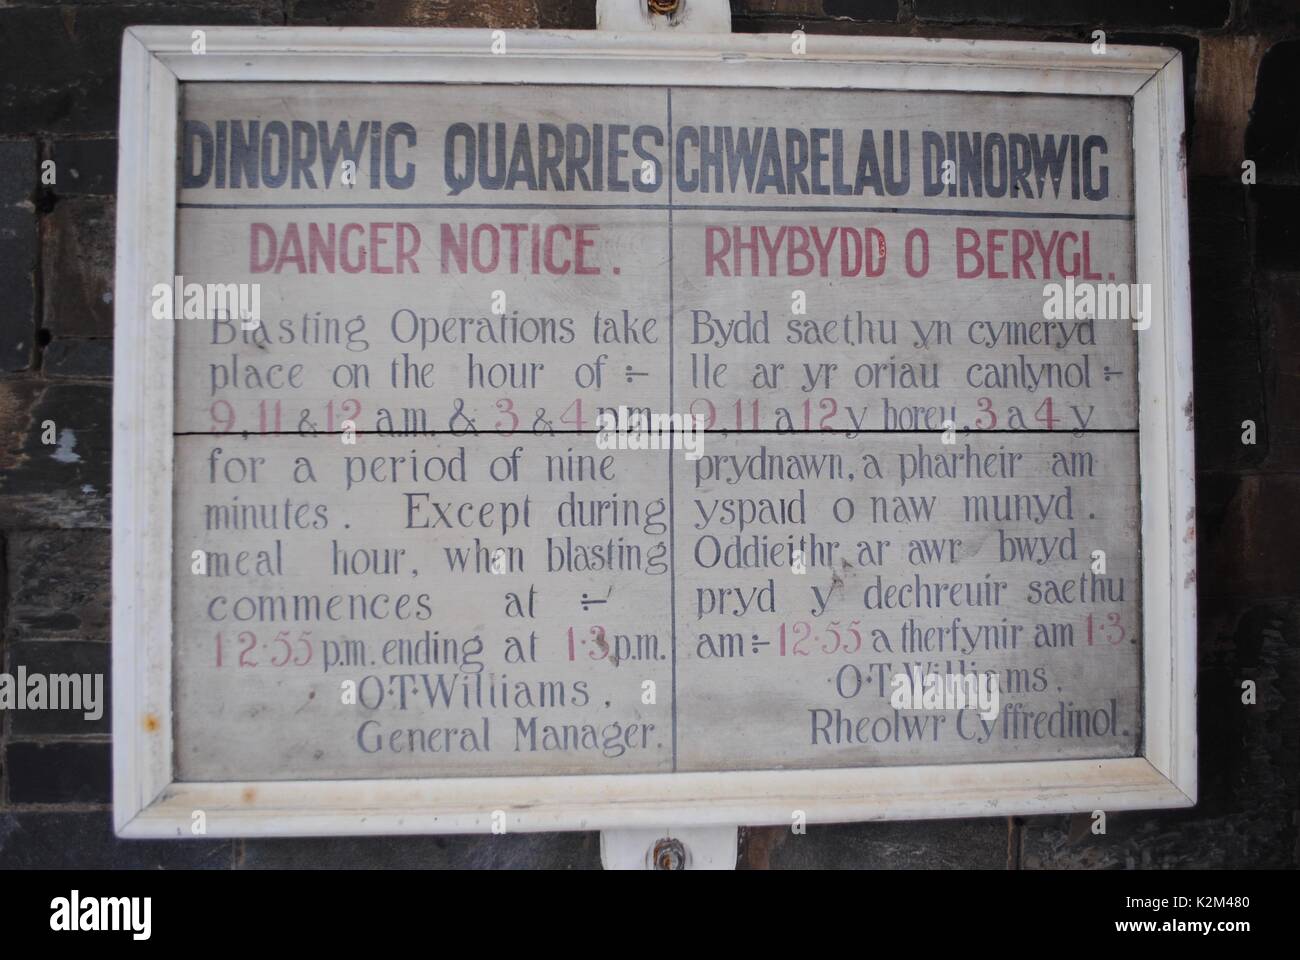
[113,27,1195,838]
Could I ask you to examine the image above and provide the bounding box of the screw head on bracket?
[648,0,680,15]
[649,837,688,870]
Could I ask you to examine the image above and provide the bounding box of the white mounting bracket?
[600,826,740,870]
[596,0,732,35]
[593,0,738,871]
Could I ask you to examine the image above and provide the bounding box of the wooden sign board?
[112,28,1195,837]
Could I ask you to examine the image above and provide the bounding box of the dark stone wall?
[0,0,1295,870]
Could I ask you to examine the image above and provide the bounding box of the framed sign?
[112,27,1194,837]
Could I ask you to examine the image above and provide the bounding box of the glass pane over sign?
[171,82,1140,781]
